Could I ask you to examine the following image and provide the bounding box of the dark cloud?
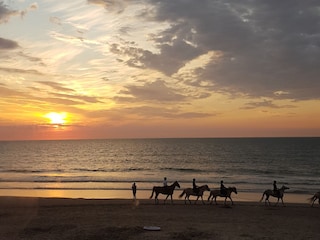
[0,37,19,49]
[0,1,19,23]
[103,0,320,101]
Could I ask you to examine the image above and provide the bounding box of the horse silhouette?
[208,187,237,205]
[179,185,210,204]
[260,185,289,206]
[150,181,180,204]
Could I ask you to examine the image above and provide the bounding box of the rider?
[163,177,168,187]
[220,180,227,196]
[193,178,199,195]
[273,180,279,197]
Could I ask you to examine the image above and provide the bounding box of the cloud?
[0,1,38,23]
[0,85,29,98]
[87,0,128,13]
[52,92,102,104]
[0,1,19,23]
[86,105,213,121]
[241,99,296,110]
[0,37,19,49]
[116,79,187,103]
[36,81,75,92]
[0,67,45,75]
[100,0,320,101]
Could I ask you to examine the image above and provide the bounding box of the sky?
[0,0,320,140]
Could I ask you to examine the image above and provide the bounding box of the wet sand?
[0,196,319,240]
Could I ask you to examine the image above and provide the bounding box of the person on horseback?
[273,180,279,197]
[163,177,168,187]
[220,180,227,196]
[193,178,199,194]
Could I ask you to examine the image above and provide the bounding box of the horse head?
[280,185,289,191]
[230,187,237,194]
[174,181,180,188]
[204,185,210,191]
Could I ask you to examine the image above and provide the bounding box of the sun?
[45,112,67,125]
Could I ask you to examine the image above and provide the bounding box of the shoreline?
[0,189,313,205]
[1,196,319,240]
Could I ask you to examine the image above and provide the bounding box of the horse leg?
[155,192,159,204]
[201,196,205,205]
[189,195,193,204]
[214,197,218,205]
[281,197,285,206]
[229,196,234,205]
[164,194,170,205]
[265,195,269,206]
[195,196,199,205]
[275,197,280,206]
[170,194,173,204]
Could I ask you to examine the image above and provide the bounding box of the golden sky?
[0,0,319,140]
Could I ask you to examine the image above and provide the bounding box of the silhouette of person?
[132,182,137,199]
[273,180,279,197]
[193,178,199,194]
[163,177,168,187]
[220,180,227,196]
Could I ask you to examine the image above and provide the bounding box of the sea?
[0,138,319,202]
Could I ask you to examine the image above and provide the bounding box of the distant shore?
[1,196,319,240]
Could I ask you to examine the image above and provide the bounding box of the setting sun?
[45,112,67,125]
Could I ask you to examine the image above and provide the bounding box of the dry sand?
[0,196,319,240]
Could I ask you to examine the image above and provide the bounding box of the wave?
[159,167,207,173]
[0,167,150,174]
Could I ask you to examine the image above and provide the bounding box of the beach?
[0,196,319,240]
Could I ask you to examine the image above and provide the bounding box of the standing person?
[132,182,137,200]
[220,180,227,196]
[193,178,199,194]
[163,177,168,187]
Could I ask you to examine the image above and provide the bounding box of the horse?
[308,191,320,207]
[150,181,180,204]
[259,185,289,206]
[179,185,210,204]
[207,187,238,205]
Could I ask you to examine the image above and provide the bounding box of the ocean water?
[0,138,319,201]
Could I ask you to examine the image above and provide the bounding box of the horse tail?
[308,195,316,204]
[260,192,265,202]
[179,190,185,198]
[150,187,155,199]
